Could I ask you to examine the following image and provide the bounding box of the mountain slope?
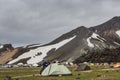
[89,16,120,44]
[0,16,120,65]
[0,49,18,64]
[8,36,76,64]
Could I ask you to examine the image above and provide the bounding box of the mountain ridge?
[0,16,120,65]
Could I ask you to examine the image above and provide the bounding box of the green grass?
[0,67,120,80]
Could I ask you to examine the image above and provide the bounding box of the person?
[40,59,50,75]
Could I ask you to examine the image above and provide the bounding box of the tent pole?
[48,64,52,75]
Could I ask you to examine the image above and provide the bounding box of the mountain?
[89,16,120,44]
[0,16,120,65]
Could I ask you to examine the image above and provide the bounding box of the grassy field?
[0,67,120,80]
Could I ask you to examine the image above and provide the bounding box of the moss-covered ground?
[0,66,120,80]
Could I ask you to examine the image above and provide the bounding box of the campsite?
[0,63,120,80]
[1,0,120,80]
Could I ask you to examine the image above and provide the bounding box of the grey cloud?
[0,0,120,47]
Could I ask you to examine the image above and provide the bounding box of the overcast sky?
[0,0,120,47]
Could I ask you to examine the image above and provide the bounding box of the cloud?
[0,0,120,47]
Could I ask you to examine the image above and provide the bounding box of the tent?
[113,62,120,68]
[41,63,72,76]
[32,63,39,67]
[89,63,94,67]
[75,63,91,71]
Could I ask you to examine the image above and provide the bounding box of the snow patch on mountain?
[0,45,3,49]
[8,36,76,64]
[114,42,120,45]
[87,37,94,47]
[116,30,120,37]
[87,33,105,48]
[91,33,105,42]
[91,33,99,39]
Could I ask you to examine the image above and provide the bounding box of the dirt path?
[101,68,120,71]
[12,74,40,79]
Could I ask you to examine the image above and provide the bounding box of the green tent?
[41,63,72,76]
